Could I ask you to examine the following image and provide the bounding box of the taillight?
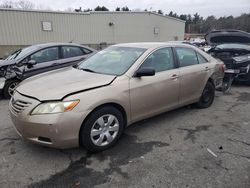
[219,64,225,73]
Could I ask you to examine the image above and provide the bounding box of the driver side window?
[140,48,175,72]
[30,47,59,64]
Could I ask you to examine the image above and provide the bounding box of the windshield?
[5,46,39,61]
[77,46,146,75]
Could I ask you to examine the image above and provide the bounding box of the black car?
[206,30,250,86]
[0,43,96,98]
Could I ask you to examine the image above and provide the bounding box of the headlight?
[233,55,250,63]
[0,67,6,77]
[31,100,79,115]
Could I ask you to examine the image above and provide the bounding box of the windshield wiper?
[5,49,21,60]
[80,68,96,73]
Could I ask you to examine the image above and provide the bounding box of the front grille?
[10,99,31,114]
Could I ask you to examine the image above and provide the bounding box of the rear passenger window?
[197,53,208,64]
[176,48,199,67]
[140,48,175,72]
[62,46,84,58]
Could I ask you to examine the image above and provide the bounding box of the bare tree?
[15,0,34,9]
[0,0,35,9]
[0,1,14,8]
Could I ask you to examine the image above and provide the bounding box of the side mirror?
[28,59,37,65]
[26,59,37,68]
[134,67,155,77]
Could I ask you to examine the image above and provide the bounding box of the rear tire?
[3,79,20,99]
[80,106,125,153]
[195,81,215,109]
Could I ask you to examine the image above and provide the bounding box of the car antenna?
[69,39,74,43]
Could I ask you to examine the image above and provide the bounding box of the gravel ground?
[0,85,250,188]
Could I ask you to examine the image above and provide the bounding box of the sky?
[1,0,250,18]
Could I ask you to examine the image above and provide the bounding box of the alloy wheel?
[8,82,19,97]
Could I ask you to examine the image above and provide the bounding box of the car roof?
[113,42,193,49]
[32,43,95,50]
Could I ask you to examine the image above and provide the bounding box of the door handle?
[204,66,209,71]
[170,74,179,80]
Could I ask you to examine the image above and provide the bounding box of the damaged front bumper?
[235,65,250,82]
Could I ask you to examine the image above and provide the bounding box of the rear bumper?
[236,65,250,82]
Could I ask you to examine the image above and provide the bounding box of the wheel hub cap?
[91,114,119,147]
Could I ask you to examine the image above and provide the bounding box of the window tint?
[176,47,199,67]
[62,46,84,58]
[197,53,208,64]
[140,48,175,72]
[30,47,59,63]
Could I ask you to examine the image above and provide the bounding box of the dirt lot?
[0,85,250,188]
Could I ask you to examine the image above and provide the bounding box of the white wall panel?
[0,9,185,45]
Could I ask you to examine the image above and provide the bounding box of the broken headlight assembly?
[0,66,7,77]
[233,55,250,63]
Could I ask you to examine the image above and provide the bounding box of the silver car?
[0,43,96,98]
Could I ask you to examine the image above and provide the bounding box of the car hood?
[0,59,17,67]
[16,67,116,101]
[205,30,250,46]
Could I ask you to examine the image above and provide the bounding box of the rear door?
[22,46,61,78]
[58,46,93,68]
[129,47,180,122]
[175,47,211,105]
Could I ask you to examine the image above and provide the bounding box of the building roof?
[0,8,185,23]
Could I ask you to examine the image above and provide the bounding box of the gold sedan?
[9,43,224,152]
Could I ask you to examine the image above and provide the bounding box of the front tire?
[195,81,215,109]
[3,79,20,99]
[80,106,125,152]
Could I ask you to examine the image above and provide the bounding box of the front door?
[129,47,180,122]
[23,46,60,79]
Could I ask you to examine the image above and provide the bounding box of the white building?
[0,8,185,58]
